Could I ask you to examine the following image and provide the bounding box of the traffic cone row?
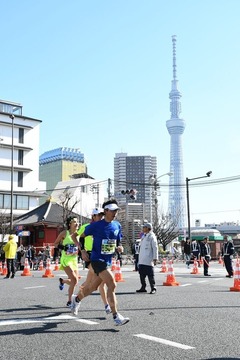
[163,260,180,286]
[230,259,240,292]
[114,260,125,282]
[191,259,200,275]
[21,258,32,276]
[160,258,167,273]
[42,258,54,278]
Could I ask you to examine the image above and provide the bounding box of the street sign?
[18,231,30,237]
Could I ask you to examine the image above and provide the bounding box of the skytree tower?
[166,35,186,229]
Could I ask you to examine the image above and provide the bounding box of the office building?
[114,153,157,223]
[39,147,87,192]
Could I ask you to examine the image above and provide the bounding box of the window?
[16,195,29,210]
[19,128,24,144]
[18,172,23,187]
[0,194,29,210]
[18,150,23,165]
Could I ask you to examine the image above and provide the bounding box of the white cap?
[91,208,104,215]
[104,203,120,211]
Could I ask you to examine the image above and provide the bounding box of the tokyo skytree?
[166,35,186,229]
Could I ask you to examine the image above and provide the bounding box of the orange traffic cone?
[38,260,44,271]
[2,261,7,276]
[0,261,3,275]
[230,260,240,291]
[111,257,116,272]
[191,259,200,274]
[160,258,167,273]
[21,258,32,276]
[163,260,180,286]
[42,258,54,278]
[54,258,60,271]
[114,260,125,282]
[218,255,223,265]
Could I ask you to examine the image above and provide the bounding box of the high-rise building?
[39,147,87,192]
[166,36,186,229]
[0,99,46,223]
[114,152,157,223]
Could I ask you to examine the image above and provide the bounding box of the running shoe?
[71,294,81,316]
[113,313,130,326]
[105,304,112,314]
[66,301,71,307]
[59,278,64,291]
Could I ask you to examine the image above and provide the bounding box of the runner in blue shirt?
[71,199,130,326]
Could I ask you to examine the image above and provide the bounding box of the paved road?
[0,261,240,360]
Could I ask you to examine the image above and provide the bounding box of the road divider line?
[134,334,195,350]
[24,286,46,289]
[180,284,192,287]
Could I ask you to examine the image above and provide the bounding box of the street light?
[186,171,212,239]
[9,114,14,232]
[149,172,172,224]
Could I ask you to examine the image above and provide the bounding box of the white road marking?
[198,280,208,283]
[75,319,99,325]
[0,314,99,326]
[24,286,46,289]
[180,284,192,287]
[134,334,195,350]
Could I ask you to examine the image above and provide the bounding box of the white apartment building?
[0,99,46,225]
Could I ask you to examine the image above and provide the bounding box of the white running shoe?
[71,295,81,316]
[105,304,112,315]
[113,313,130,326]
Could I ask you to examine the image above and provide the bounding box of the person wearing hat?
[3,235,17,279]
[221,235,234,278]
[71,199,130,326]
[77,208,111,314]
[136,223,158,294]
[201,237,211,276]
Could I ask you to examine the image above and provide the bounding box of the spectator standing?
[191,240,201,267]
[201,237,211,276]
[184,238,191,268]
[221,235,234,278]
[3,235,17,279]
[136,223,158,294]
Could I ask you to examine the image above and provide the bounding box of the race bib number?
[65,244,78,256]
[101,239,116,255]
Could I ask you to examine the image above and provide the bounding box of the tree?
[153,213,179,251]
[58,190,79,225]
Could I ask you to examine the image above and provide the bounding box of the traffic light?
[121,189,137,200]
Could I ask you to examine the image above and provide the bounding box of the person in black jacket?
[184,238,191,268]
[201,237,211,276]
[221,235,234,278]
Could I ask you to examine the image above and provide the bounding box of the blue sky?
[1,0,240,226]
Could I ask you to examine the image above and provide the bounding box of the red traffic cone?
[21,258,32,276]
[54,258,59,271]
[160,258,167,273]
[38,260,44,271]
[114,260,125,282]
[163,260,180,286]
[191,259,200,274]
[2,261,7,276]
[111,257,116,272]
[0,261,3,275]
[230,260,240,292]
[42,258,54,278]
